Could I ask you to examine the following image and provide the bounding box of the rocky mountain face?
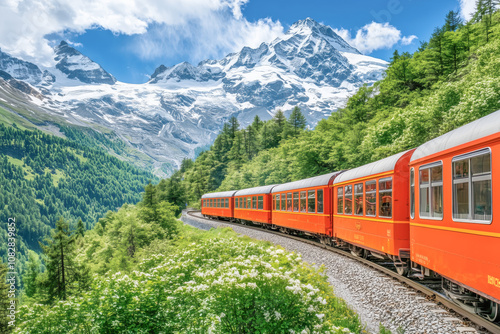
[0,18,387,177]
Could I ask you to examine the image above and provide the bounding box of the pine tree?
[139,182,159,222]
[38,217,89,302]
[227,131,247,170]
[443,30,465,72]
[139,183,178,238]
[444,10,463,31]
[23,251,41,298]
[273,109,286,131]
[228,116,240,141]
[76,219,85,237]
[427,26,446,78]
[288,106,307,137]
[251,115,263,134]
[387,51,414,88]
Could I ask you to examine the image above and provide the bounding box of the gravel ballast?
[182,212,487,334]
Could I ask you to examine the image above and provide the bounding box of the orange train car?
[331,150,415,273]
[201,190,237,220]
[234,185,277,225]
[409,110,500,321]
[271,171,342,237]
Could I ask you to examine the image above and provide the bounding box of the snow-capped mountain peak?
[54,41,116,85]
[0,19,388,177]
[283,18,360,55]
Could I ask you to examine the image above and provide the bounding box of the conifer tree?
[227,131,247,170]
[139,183,178,237]
[444,10,463,31]
[288,106,307,137]
[251,115,263,134]
[427,27,446,78]
[273,109,286,130]
[76,219,85,237]
[23,251,41,298]
[228,116,240,141]
[39,217,89,302]
[259,121,280,150]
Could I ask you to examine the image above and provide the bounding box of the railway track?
[186,210,500,334]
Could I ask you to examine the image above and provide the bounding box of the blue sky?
[1,0,474,84]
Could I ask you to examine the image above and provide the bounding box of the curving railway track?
[186,210,500,334]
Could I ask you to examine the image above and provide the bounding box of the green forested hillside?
[0,123,156,281]
[169,7,500,203]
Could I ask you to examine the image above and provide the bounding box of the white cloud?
[0,0,283,66]
[401,35,418,45]
[334,22,417,54]
[459,0,476,21]
[131,16,283,63]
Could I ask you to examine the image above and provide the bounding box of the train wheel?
[483,301,499,322]
[350,246,367,259]
[394,261,409,276]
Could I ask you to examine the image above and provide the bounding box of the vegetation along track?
[186,210,500,334]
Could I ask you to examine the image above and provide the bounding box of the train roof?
[272,171,343,193]
[201,190,237,199]
[333,150,412,184]
[234,184,277,196]
[411,109,500,162]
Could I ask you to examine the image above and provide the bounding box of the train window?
[379,178,393,218]
[300,191,307,212]
[308,190,316,213]
[282,193,287,211]
[241,197,245,209]
[410,169,415,219]
[293,192,299,212]
[419,163,443,219]
[247,197,251,209]
[275,194,280,211]
[354,183,363,216]
[365,181,376,217]
[235,197,239,208]
[252,196,257,209]
[226,198,229,208]
[257,196,263,210]
[452,149,491,223]
[287,193,292,211]
[317,189,323,213]
[337,188,343,214]
[344,185,352,214]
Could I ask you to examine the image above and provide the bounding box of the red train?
[201,110,500,321]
